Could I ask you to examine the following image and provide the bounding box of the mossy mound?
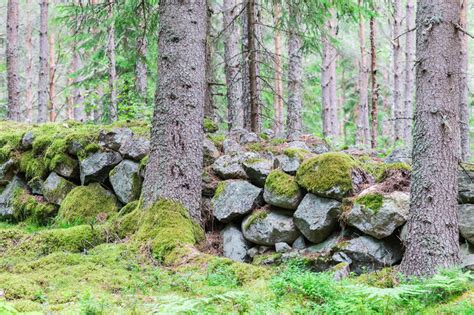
[283,147,311,161]
[57,183,119,225]
[12,188,57,225]
[265,170,300,199]
[203,117,219,133]
[296,152,358,200]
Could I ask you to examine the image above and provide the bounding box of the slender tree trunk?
[223,0,244,130]
[135,33,147,100]
[328,16,338,139]
[71,45,86,121]
[403,0,416,146]
[247,0,260,132]
[286,3,303,135]
[392,0,403,142]
[400,0,461,276]
[142,0,207,221]
[48,33,56,122]
[107,0,118,122]
[204,3,215,119]
[273,0,284,134]
[356,3,370,147]
[37,0,49,123]
[241,1,250,130]
[25,0,34,122]
[459,0,470,161]
[370,15,379,149]
[6,0,20,121]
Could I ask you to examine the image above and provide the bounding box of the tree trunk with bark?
[25,0,34,122]
[370,15,379,149]
[459,0,470,161]
[273,0,284,134]
[37,0,49,123]
[286,3,303,135]
[223,0,244,130]
[204,4,215,120]
[48,33,56,122]
[142,0,207,221]
[392,0,403,142]
[107,0,118,122]
[403,0,415,146]
[356,3,370,148]
[247,0,260,133]
[135,32,147,101]
[71,46,86,121]
[400,0,461,276]
[6,0,20,121]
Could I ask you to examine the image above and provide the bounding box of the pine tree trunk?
[286,3,303,135]
[25,0,34,122]
[273,0,284,134]
[403,0,415,146]
[328,15,338,139]
[6,0,20,121]
[241,1,250,130]
[37,0,49,123]
[370,15,379,149]
[459,0,470,161]
[107,0,118,122]
[223,0,244,130]
[142,0,207,221]
[204,4,215,120]
[48,33,56,122]
[247,0,260,133]
[71,46,86,121]
[356,3,370,147]
[135,33,147,101]
[400,0,461,276]
[392,0,403,142]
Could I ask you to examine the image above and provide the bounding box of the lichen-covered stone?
[51,155,79,180]
[240,132,260,144]
[42,172,76,205]
[275,154,301,175]
[222,139,243,155]
[292,236,306,250]
[293,194,341,243]
[305,232,342,254]
[242,158,273,187]
[275,242,291,253]
[80,151,122,185]
[119,137,150,161]
[242,210,301,246]
[212,180,261,222]
[459,170,474,204]
[21,131,35,150]
[27,177,44,195]
[0,159,15,185]
[58,183,119,224]
[0,176,27,219]
[221,224,251,262]
[203,139,220,166]
[212,152,259,180]
[98,128,133,151]
[263,170,303,210]
[384,148,411,165]
[11,189,57,225]
[459,204,474,244]
[347,191,409,239]
[109,160,142,204]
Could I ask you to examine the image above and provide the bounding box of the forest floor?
[0,222,473,314]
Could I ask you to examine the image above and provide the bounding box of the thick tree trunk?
[37,0,49,123]
[356,4,370,148]
[247,0,260,133]
[25,0,34,122]
[400,0,461,276]
[403,0,416,146]
[370,15,379,149]
[107,0,118,122]
[142,0,207,221]
[392,0,403,142]
[223,0,244,130]
[459,0,470,161]
[6,0,20,121]
[48,33,56,122]
[286,3,303,135]
[273,0,284,134]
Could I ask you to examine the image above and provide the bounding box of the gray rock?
[292,236,306,250]
[311,143,330,154]
[203,139,220,166]
[287,140,311,151]
[247,247,259,258]
[384,148,411,164]
[286,131,303,141]
[275,242,291,253]
[240,132,260,144]
[459,204,474,244]
[0,159,15,185]
[42,172,76,205]
[335,235,403,274]
[261,129,274,139]
[52,155,79,180]
[98,128,133,151]
[119,137,150,161]
[347,191,409,239]
[275,154,300,175]
[242,158,273,187]
[21,131,34,150]
[80,151,123,185]
[222,139,243,155]
[293,194,341,243]
[67,140,84,156]
[27,177,44,195]
[110,160,142,204]
[0,176,27,219]
[460,244,474,271]
[263,174,303,210]
[221,224,251,262]
[459,170,474,204]
[212,152,259,180]
[242,210,301,246]
[400,224,408,243]
[305,232,342,254]
[212,180,261,222]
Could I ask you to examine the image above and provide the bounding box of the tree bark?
[48,33,56,122]
[356,2,370,148]
[391,0,403,142]
[273,0,284,134]
[6,0,20,122]
[247,0,260,133]
[403,0,416,146]
[37,0,49,123]
[241,1,250,130]
[71,46,86,121]
[286,2,303,135]
[107,0,118,122]
[400,0,461,276]
[135,32,147,101]
[459,0,470,161]
[204,3,215,120]
[142,0,207,221]
[370,15,379,149]
[223,0,244,130]
[24,0,34,123]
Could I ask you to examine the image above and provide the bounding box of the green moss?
[139,155,149,171]
[270,138,286,145]
[246,142,265,152]
[213,181,228,199]
[252,253,282,266]
[208,134,225,149]
[244,157,265,165]
[118,200,139,216]
[376,162,412,182]
[57,183,118,225]
[19,151,48,179]
[0,129,23,162]
[355,193,384,214]
[259,133,269,141]
[12,188,57,226]
[265,170,300,198]
[296,152,357,199]
[243,210,268,231]
[203,117,218,133]
[283,148,310,160]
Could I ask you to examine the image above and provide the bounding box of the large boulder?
[212,180,261,222]
[293,194,341,244]
[119,137,150,161]
[98,128,133,151]
[459,204,474,244]
[42,172,76,205]
[212,152,258,180]
[109,160,142,204]
[80,151,122,185]
[242,158,273,187]
[263,170,303,210]
[203,139,220,166]
[242,209,301,246]
[0,176,27,219]
[459,170,474,204]
[221,224,251,262]
[347,191,409,239]
[335,235,403,274]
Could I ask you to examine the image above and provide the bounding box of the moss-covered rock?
[296,152,359,200]
[12,188,57,225]
[203,117,219,133]
[57,183,119,225]
[263,170,303,210]
[354,193,384,214]
[42,172,76,205]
